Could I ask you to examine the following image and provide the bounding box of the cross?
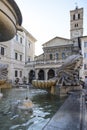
[75,2,78,9]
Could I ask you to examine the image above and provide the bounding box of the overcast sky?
[15,0,87,55]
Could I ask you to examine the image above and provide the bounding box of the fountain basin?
[32,80,57,88]
[0,0,22,42]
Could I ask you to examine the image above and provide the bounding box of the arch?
[38,69,44,80]
[48,69,55,79]
[29,70,35,83]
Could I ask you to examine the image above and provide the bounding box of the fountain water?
[14,86,34,112]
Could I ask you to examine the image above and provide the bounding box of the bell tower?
[70,6,83,39]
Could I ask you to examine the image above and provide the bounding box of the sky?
[15,0,87,56]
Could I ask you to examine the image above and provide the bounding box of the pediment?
[43,37,72,48]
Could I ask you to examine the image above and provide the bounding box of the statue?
[56,54,83,86]
[0,64,11,98]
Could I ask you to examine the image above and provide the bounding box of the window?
[20,55,22,61]
[78,14,80,19]
[62,52,65,59]
[1,47,4,55]
[16,34,18,41]
[15,52,18,60]
[73,13,80,20]
[15,70,18,77]
[84,42,87,47]
[73,14,75,20]
[20,71,22,77]
[55,53,59,60]
[49,54,53,60]
[84,53,87,58]
[20,37,22,43]
[75,23,78,27]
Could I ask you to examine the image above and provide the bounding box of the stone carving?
[0,64,8,80]
[0,64,11,89]
[56,54,83,86]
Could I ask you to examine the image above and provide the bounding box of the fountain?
[0,0,22,96]
[0,0,22,42]
[0,64,11,98]
[32,54,83,96]
[17,98,34,112]
[10,86,34,113]
[0,1,34,112]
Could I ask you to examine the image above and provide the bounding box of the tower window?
[73,13,80,20]
[78,14,80,19]
[73,14,75,20]
[75,23,78,27]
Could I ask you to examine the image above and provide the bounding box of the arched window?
[78,14,80,19]
[48,69,55,79]
[38,69,44,80]
[75,23,78,27]
[55,53,59,60]
[73,14,75,20]
[49,54,53,60]
[62,52,65,59]
[29,70,35,83]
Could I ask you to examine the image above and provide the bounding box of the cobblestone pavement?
[43,92,82,130]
